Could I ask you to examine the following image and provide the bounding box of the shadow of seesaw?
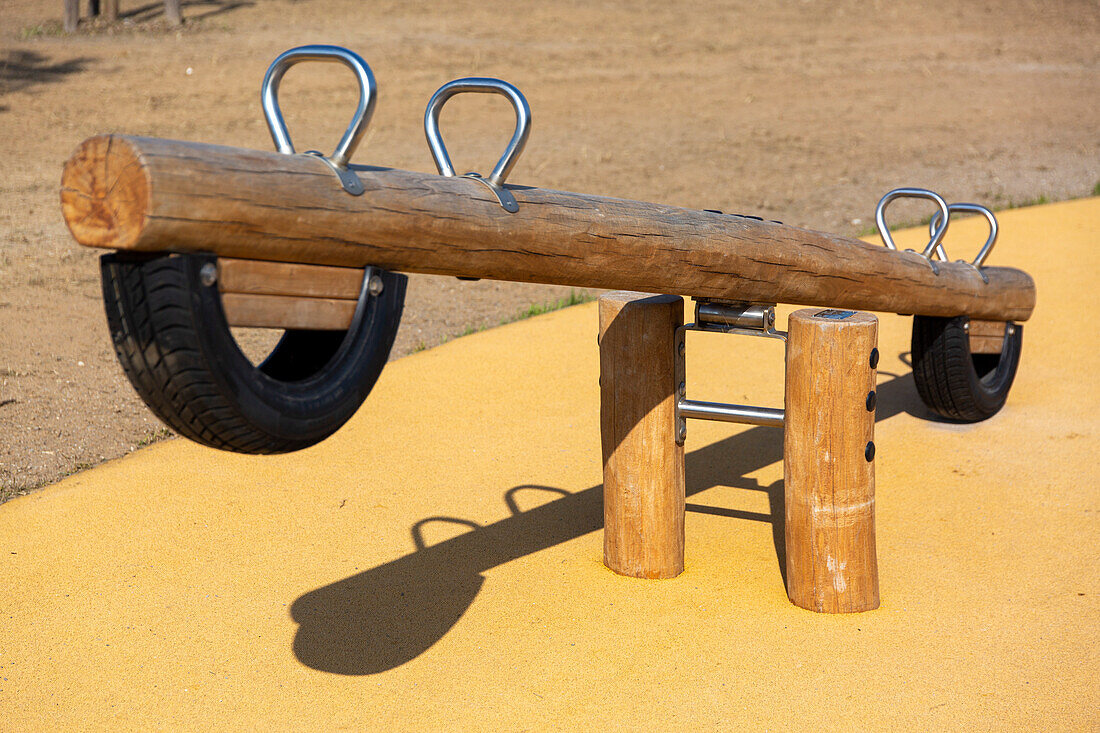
[290,372,925,675]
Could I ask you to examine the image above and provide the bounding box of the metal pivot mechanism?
[674,300,786,445]
[424,77,532,213]
[261,44,377,195]
[875,187,951,271]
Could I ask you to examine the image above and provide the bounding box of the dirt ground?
[1,0,1097,500]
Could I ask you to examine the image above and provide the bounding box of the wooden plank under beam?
[969,319,1008,354]
[218,258,364,300]
[221,293,355,330]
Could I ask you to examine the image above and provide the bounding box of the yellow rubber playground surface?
[3,200,1098,729]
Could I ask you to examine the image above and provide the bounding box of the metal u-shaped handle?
[261,44,377,169]
[929,202,999,268]
[875,187,951,262]
[424,77,531,193]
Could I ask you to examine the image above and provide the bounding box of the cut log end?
[60,134,150,250]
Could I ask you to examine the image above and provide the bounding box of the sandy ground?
[2,199,1097,729]
[1,0,1098,498]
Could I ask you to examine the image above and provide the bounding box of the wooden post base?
[784,308,880,613]
[599,292,685,579]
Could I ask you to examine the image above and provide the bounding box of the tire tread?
[102,255,304,453]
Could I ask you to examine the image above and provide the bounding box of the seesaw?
[60,45,1034,613]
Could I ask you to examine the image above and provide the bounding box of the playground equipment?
[60,45,1034,612]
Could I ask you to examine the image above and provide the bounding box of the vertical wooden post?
[599,292,685,579]
[103,0,119,22]
[164,0,182,26]
[64,0,80,32]
[784,308,879,612]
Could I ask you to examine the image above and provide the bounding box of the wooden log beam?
[60,134,1037,322]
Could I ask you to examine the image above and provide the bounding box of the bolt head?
[367,275,384,296]
[199,263,217,287]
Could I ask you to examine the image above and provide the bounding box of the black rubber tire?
[911,314,1022,422]
[100,252,406,453]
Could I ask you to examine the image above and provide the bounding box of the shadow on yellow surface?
[292,372,927,674]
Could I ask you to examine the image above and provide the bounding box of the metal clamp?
[674,301,786,445]
[875,187,951,268]
[928,203,998,278]
[424,77,532,213]
[261,45,377,195]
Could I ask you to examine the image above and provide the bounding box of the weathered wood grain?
[968,319,1008,354]
[784,308,879,613]
[599,292,685,579]
[218,258,364,300]
[221,293,355,330]
[61,134,1036,321]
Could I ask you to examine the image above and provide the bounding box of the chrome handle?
[929,203,999,268]
[875,187,951,261]
[424,77,531,189]
[261,45,377,169]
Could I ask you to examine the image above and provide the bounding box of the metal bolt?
[677,423,687,442]
[869,348,879,369]
[865,441,875,462]
[367,275,384,296]
[866,390,877,412]
[1007,325,1016,336]
[678,340,685,357]
[199,262,217,287]
[963,321,970,332]
[678,381,686,398]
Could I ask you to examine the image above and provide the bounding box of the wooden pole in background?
[103,0,119,22]
[600,292,685,579]
[63,0,80,31]
[164,0,182,26]
[784,308,880,613]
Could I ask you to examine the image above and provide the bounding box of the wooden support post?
[164,0,182,26]
[599,292,685,579]
[784,308,879,613]
[103,0,119,22]
[63,0,80,32]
